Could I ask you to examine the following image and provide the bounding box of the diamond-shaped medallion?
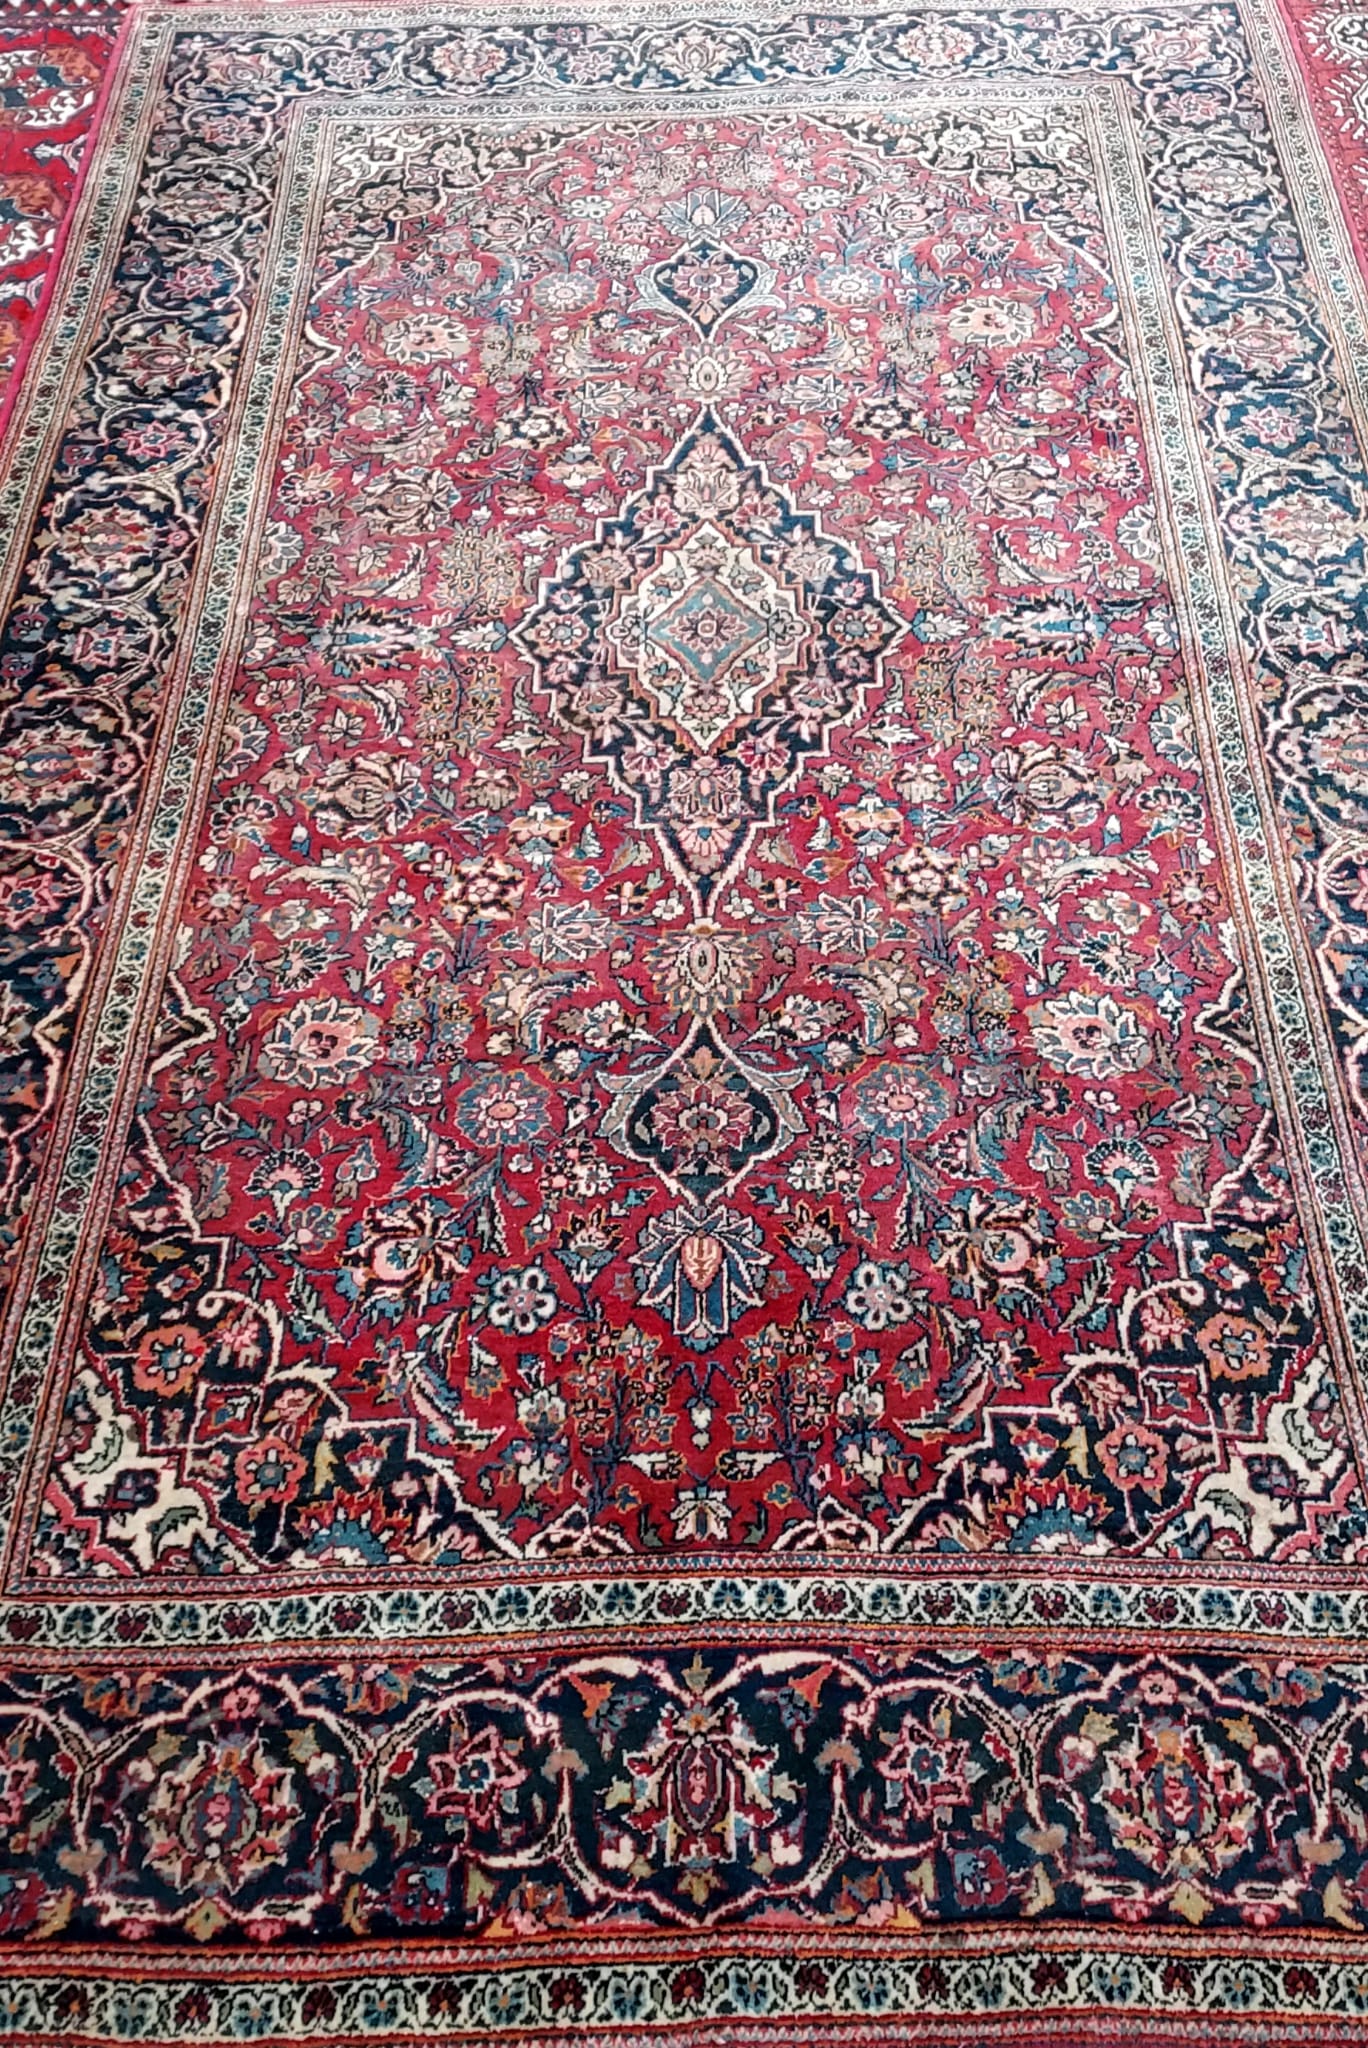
[515,410,904,894]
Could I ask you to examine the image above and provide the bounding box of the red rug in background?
[0,7,116,418]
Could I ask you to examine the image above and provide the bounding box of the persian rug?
[5,0,1368,2039]
[0,5,118,418]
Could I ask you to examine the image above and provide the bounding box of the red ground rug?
[0,4,117,422]
[3,0,1368,2039]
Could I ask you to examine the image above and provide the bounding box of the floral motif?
[141,1734,302,1901]
[259,996,381,1089]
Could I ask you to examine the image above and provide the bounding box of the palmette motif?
[0,1643,1365,1946]
[3,0,1368,2016]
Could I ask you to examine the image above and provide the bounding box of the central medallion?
[515,409,904,897]
[608,522,808,752]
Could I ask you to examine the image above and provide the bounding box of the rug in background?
[0,6,116,414]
